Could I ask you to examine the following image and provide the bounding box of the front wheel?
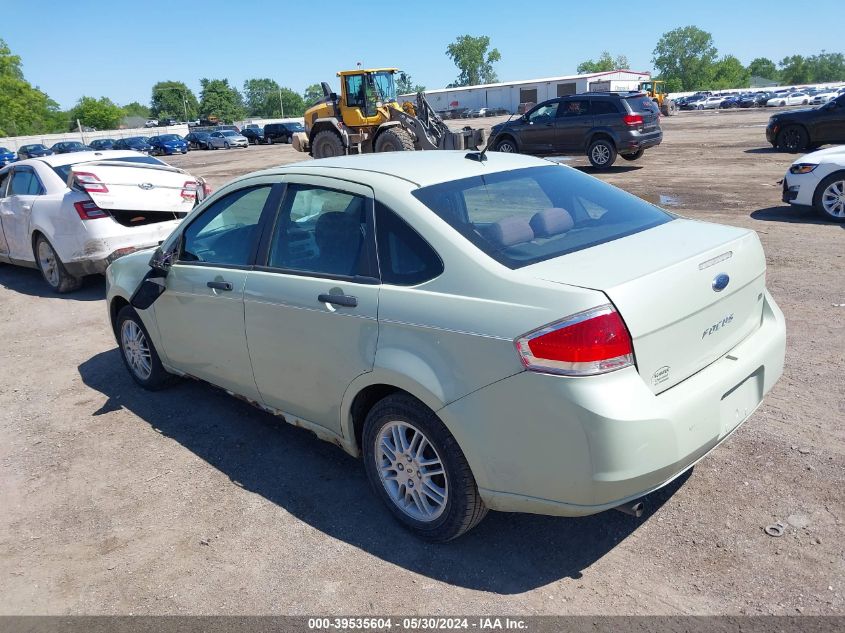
[362,394,488,541]
[224,142,230,149]
[813,172,845,223]
[494,136,518,153]
[374,127,415,152]
[587,138,617,169]
[776,125,808,152]
[116,306,178,390]
[34,235,81,293]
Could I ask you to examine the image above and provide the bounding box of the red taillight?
[181,180,197,200]
[622,114,644,127]
[202,182,213,197]
[515,305,634,376]
[74,200,109,220]
[73,171,109,193]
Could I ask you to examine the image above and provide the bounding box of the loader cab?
[639,81,665,96]
[339,68,399,127]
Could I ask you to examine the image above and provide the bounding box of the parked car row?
[677,86,845,111]
[436,107,511,120]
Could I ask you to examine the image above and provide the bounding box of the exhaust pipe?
[614,499,644,517]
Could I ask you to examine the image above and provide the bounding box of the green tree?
[244,78,281,116]
[123,101,150,118]
[446,35,501,87]
[0,38,65,136]
[68,96,125,131]
[806,51,845,83]
[150,81,199,121]
[779,55,812,85]
[199,78,245,123]
[711,55,750,89]
[652,26,718,92]
[747,57,778,82]
[256,86,306,118]
[396,72,425,95]
[577,51,630,74]
[303,83,325,106]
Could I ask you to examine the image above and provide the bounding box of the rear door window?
[9,168,43,195]
[412,164,673,269]
[590,100,620,115]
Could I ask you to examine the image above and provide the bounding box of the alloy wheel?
[375,421,448,522]
[821,179,845,218]
[496,140,516,153]
[121,320,152,381]
[37,240,59,288]
[591,144,611,165]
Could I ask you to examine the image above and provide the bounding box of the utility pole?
[278,88,285,118]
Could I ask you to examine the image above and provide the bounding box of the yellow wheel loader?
[639,80,677,116]
[292,68,484,158]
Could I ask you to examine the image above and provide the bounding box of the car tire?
[362,393,488,542]
[776,125,808,153]
[620,148,644,161]
[116,305,178,390]
[34,235,82,294]
[494,136,518,153]
[587,138,617,169]
[812,171,845,223]
[286,135,293,144]
[267,137,274,145]
[374,127,415,152]
[312,130,346,158]
[224,142,230,149]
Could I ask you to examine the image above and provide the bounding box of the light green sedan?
[106,151,786,541]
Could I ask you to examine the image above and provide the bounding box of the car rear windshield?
[624,95,658,113]
[52,155,167,183]
[412,164,673,269]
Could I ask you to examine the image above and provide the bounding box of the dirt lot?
[1,108,843,616]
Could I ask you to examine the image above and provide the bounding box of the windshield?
[159,134,181,141]
[222,130,238,137]
[52,155,167,182]
[412,165,673,269]
[371,72,397,102]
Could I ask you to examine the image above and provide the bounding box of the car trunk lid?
[69,161,197,213]
[522,219,767,394]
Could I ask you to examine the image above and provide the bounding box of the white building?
[401,70,652,112]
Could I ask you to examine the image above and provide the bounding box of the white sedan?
[697,96,725,110]
[767,92,811,107]
[0,150,204,292]
[782,145,845,221]
[208,130,249,149]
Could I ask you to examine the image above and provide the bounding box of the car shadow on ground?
[744,147,781,154]
[78,349,689,593]
[574,165,643,175]
[751,205,845,228]
[0,266,105,300]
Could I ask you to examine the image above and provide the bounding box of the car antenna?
[466,110,518,162]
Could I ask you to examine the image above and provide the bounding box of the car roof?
[17,150,150,167]
[268,150,552,187]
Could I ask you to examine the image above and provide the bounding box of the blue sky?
[4,0,843,109]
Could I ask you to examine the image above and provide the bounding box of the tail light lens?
[622,114,644,127]
[74,200,109,220]
[181,180,198,200]
[73,171,109,193]
[515,305,634,376]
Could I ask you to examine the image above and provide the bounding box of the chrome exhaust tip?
[614,500,644,517]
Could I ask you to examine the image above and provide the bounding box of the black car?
[113,137,153,153]
[184,132,213,150]
[17,144,53,160]
[490,92,662,168]
[766,93,845,152]
[51,141,92,154]
[263,122,305,144]
[241,127,264,144]
[89,138,116,150]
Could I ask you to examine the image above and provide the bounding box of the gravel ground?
[0,108,843,616]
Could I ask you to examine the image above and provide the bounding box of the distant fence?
[0,125,190,152]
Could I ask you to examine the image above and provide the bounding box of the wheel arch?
[309,119,348,148]
[493,132,519,152]
[109,295,131,339]
[588,130,616,149]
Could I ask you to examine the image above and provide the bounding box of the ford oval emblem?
[139,182,154,190]
[712,273,730,292]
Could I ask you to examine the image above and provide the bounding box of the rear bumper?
[621,130,662,152]
[439,291,786,517]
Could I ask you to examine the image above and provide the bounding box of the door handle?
[318,293,358,308]
[207,280,233,291]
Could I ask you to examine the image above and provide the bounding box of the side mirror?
[148,241,178,274]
